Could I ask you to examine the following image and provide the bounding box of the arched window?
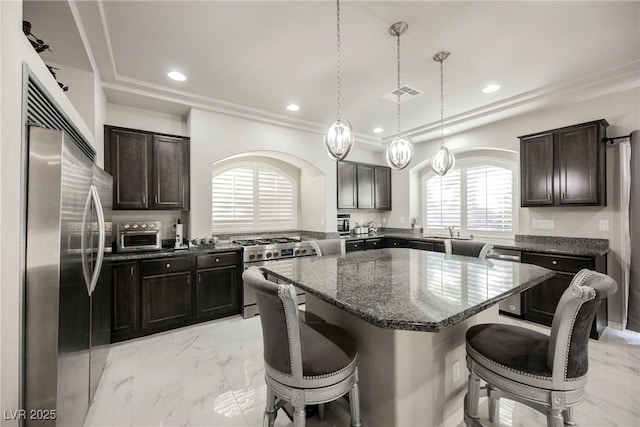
[422,156,516,237]
[211,161,297,232]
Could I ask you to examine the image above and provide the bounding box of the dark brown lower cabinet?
[521,251,607,339]
[384,238,408,248]
[111,261,139,342]
[141,272,192,330]
[196,267,239,320]
[408,241,434,251]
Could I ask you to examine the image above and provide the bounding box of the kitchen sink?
[422,235,473,240]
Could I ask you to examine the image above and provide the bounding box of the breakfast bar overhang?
[261,248,555,426]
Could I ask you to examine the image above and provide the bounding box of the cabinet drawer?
[346,240,365,252]
[385,238,408,248]
[142,256,191,276]
[365,238,383,250]
[408,241,434,251]
[521,252,591,273]
[196,252,237,269]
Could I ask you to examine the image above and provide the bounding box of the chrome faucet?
[446,226,456,237]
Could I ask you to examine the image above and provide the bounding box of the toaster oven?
[116,221,162,252]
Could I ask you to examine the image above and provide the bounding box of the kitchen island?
[261,248,555,426]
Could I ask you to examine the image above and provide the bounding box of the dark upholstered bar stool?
[444,239,493,259]
[242,267,361,427]
[464,269,618,427]
[310,238,346,256]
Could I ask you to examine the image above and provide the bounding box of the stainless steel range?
[237,236,317,318]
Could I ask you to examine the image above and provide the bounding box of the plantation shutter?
[467,166,513,231]
[258,168,295,227]
[211,167,254,229]
[425,169,461,228]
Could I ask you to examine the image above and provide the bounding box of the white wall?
[1,0,102,420]
[389,87,640,325]
[50,62,96,132]
[106,103,188,137]
[187,108,385,238]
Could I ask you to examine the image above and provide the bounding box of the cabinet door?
[520,133,554,206]
[112,262,139,341]
[337,162,357,209]
[356,164,374,209]
[374,166,392,210]
[152,135,189,209]
[365,238,383,250]
[556,124,602,205]
[523,271,573,327]
[196,267,239,319]
[141,272,192,330]
[109,129,150,209]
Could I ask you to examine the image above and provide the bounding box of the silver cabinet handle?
[547,193,551,200]
[155,196,158,204]
[198,273,201,283]
[130,266,134,276]
[166,263,171,268]
[142,195,146,204]
[552,260,558,265]
[187,275,190,284]
[216,258,220,263]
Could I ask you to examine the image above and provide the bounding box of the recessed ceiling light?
[482,84,500,93]
[168,71,187,81]
[373,127,384,134]
[286,104,300,111]
[443,129,451,134]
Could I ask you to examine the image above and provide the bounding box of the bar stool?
[444,239,493,259]
[310,238,346,256]
[243,266,362,427]
[464,269,617,427]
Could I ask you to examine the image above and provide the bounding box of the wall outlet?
[532,219,554,229]
[452,360,461,382]
[320,218,325,227]
[399,217,405,224]
[382,217,387,224]
[599,220,609,231]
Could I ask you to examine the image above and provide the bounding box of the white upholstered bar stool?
[242,267,361,427]
[444,239,493,259]
[309,238,346,256]
[464,269,618,427]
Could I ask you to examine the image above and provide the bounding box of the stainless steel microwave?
[116,221,162,252]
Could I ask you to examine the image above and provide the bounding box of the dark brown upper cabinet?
[337,161,392,210]
[519,119,608,207]
[105,126,190,210]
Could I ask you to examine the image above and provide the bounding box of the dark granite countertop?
[107,243,242,262]
[354,233,609,257]
[259,248,554,332]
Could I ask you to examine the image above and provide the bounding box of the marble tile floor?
[85,314,640,427]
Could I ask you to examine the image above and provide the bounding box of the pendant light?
[430,51,455,176]
[385,22,413,170]
[324,0,354,161]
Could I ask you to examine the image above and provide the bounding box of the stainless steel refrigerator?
[25,126,112,426]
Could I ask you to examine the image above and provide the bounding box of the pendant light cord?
[439,58,445,147]
[396,33,402,134]
[336,0,342,122]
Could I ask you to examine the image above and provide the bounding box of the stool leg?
[318,403,325,421]
[293,405,306,427]
[466,368,481,419]
[264,387,276,427]
[547,408,564,427]
[487,384,500,423]
[349,370,362,427]
[562,407,576,425]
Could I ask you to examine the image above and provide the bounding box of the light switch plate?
[599,220,609,231]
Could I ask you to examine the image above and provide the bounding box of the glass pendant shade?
[324,119,355,161]
[430,145,456,176]
[386,136,413,170]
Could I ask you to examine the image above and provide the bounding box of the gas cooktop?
[233,237,301,246]
[235,236,315,262]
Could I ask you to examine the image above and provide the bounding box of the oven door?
[243,259,305,319]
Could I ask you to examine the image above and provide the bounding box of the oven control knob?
[301,249,307,254]
[132,224,138,229]
[149,223,155,229]
[123,224,130,229]
[266,252,272,258]
[294,249,301,256]
[249,254,255,260]
[273,252,279,257]
[257,254,263,259]
[141,223,147,229]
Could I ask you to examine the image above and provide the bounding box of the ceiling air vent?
[382,84,423,103]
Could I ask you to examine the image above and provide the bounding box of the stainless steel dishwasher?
[486,248,523,317]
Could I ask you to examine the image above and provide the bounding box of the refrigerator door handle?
[88,185,106,296]
[81,189,93,294]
